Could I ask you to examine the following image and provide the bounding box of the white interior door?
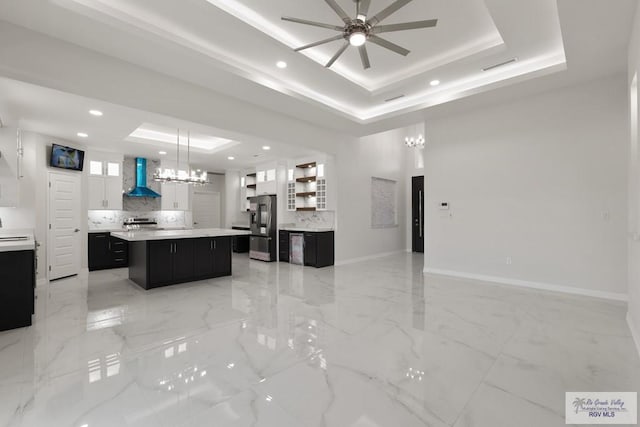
[193,191,220,229]
[49,171,81,280]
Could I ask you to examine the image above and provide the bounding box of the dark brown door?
[412,176,425,253]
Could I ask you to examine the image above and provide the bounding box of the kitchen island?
[111,228,250,290]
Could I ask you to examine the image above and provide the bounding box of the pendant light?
[153,129,208,184]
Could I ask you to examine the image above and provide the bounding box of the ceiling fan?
[282,0,438,70]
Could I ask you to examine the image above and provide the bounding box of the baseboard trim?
[626,312,640,358]
[335,250,405,266]
[423,267,628,302]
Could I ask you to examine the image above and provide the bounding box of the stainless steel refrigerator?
[249,195,277,261]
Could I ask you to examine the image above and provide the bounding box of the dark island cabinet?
[172,239,195,282]
[130,236,233,290]
[147,240,175,287]
[0,250,35,331]
[89,232,129,271]
[279,230,334,268]
[194,237,231,279]
[147,239,195,287]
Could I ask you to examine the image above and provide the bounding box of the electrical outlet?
[506,257,512,265]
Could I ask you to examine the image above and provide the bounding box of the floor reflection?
[0,252,637,427]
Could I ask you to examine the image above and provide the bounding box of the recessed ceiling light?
[159,151,167,155]
[77,132,88,138]
[430,80,440,86]
[262,146,271,151]
[89,110,103,117]
[227,156,235,160]
[276,61,287,69]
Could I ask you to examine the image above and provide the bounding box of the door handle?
[418,190,423,238]
[74,229,80,233]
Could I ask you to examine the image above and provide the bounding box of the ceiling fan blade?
[324,0,351,23]
[369,0,412,25]
[282,16,344,31]
[358,45,371,69]
[357,0,372,18]
[326,41,350,67]
[368,35,410,56]
[372,19,437,33]
[294,35,345,52]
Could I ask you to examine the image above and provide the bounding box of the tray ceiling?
[0,0,566,123]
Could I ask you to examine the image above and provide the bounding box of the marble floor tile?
[0,253,637,426]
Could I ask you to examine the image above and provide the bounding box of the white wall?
[627,4,640,351]
[335,129,409,262]
[423,76,628,299]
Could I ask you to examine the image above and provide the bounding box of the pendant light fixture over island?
[153,129,208,185]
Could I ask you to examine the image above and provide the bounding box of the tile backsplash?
[88,210,192,230]
[281,210,335,228]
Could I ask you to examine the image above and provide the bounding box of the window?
[107,162,120,177]
[266,169,276,182]
[257,171,266,182]
[317,164,325,178]
[89,161,103,176]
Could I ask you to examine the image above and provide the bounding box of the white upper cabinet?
[161,182,190,211]
[256,162,277,195]
[87,153,123,210]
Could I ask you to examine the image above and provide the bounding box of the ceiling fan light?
[349,32,367,47]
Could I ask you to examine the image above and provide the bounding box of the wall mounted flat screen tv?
[50,144,85,171]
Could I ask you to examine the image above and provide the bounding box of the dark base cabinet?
[129,237,232,290]
[0,250,35,331]
[279,230,290,263]
[279,230,334,268]
[304,232,335,268]
[89,233,129,271]
[231,227,250,253]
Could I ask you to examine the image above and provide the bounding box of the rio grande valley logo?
[566,392,637,424]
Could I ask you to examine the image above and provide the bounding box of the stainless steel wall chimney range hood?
[126,158,161,198]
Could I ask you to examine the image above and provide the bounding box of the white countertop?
[111,228,251,242]
[89,227,126,233]
[0,229,36,252]
[279,226,334,233]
